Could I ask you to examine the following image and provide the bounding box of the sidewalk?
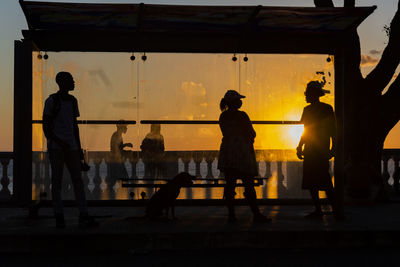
[1,203,400,254]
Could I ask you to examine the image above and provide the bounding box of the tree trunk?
[313,2,400,201]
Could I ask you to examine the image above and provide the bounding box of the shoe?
[55,215,65,229]
[304,211,323,219]
[79,216,99,228]
[253,214,271,223]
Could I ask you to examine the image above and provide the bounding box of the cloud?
[369,49,382,56]
[361,55,379,67]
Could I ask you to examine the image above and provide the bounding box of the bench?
[121,177,268,188]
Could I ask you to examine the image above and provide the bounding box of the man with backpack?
[43,71,98,228]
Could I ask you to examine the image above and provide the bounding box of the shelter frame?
[14,1,377,208]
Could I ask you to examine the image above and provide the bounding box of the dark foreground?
[1,204,400,266]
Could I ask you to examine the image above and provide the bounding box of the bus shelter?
[14,1,376,206]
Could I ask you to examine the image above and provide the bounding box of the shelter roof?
[20,1,376,53]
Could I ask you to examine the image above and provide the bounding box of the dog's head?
[173,172,195,186]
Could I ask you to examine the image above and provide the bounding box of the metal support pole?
[13,39,32,205]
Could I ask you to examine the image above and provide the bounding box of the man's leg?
[64,150,88,217]
[48,150,65,228]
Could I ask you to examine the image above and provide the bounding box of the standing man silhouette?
[296,81,341,219]
[43,71,98,228]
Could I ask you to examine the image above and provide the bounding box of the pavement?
[1,203,400,256]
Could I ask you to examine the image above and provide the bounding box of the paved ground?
[1,203,400,266]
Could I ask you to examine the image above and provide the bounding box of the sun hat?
[223,90,245,102]
[305,81,330,97]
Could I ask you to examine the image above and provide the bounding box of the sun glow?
[288,125,304,145]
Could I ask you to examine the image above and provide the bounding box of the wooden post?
[334,50,345,212]
[13,40,32,205]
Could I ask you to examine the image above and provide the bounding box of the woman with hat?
[218,90,269,223]
[296,81,340,219]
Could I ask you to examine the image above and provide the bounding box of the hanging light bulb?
[37,52,42,60]
[141,52,147,61]
[43,52,48,60]
[130,53,136,61]
[232,53,237,62]
[326,56,332,63]
[243,54,248,62]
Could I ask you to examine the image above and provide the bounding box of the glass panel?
[32,52,334,200]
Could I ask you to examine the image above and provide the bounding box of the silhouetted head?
[150,124,161,134]
[220,90,245,111]
[304,81,329,103]
[116,120,128,133]
[56,72,75,92]
[172,172,194,186]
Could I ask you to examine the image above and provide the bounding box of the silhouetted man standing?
[43,71,98,228]
[296,80,342,219]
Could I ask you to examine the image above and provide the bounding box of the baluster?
[205,153,214,180]
[203,152,214,199]
[264,153,272,199]
[382,155,390,188]
[212,157,220,179]
[393,156,400,192]
[105,153,116,200]
[193,152,201,178]
[0,158,11,198]
[44,153,51,199]
[91,157,102,200]
[86,158,95,197]
[200,158,208,179]
[129,152,138,179]
[82,152,92,196]
[8,159,13,195]
[277,161,287,198]
[33,158,41,199]
[180,152,191,199]
[187,157,195,200]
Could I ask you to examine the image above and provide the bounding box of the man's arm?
[72,97,84,159]
[329,108,337,159]
[43,114,69,150]
[296,109,306,160]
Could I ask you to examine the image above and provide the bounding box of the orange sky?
[32,53,334,152]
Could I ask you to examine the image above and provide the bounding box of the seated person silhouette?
[140,124,165,179]
[296,80,343,219]
[109,122,133,181]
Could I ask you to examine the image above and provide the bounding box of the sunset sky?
[1,0,399,152]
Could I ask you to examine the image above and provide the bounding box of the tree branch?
[381,74,400,136]
[365,9,400,93]
[314,0,334,7]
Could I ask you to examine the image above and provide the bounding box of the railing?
[32,150,311,201]
[1,149,399,203]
